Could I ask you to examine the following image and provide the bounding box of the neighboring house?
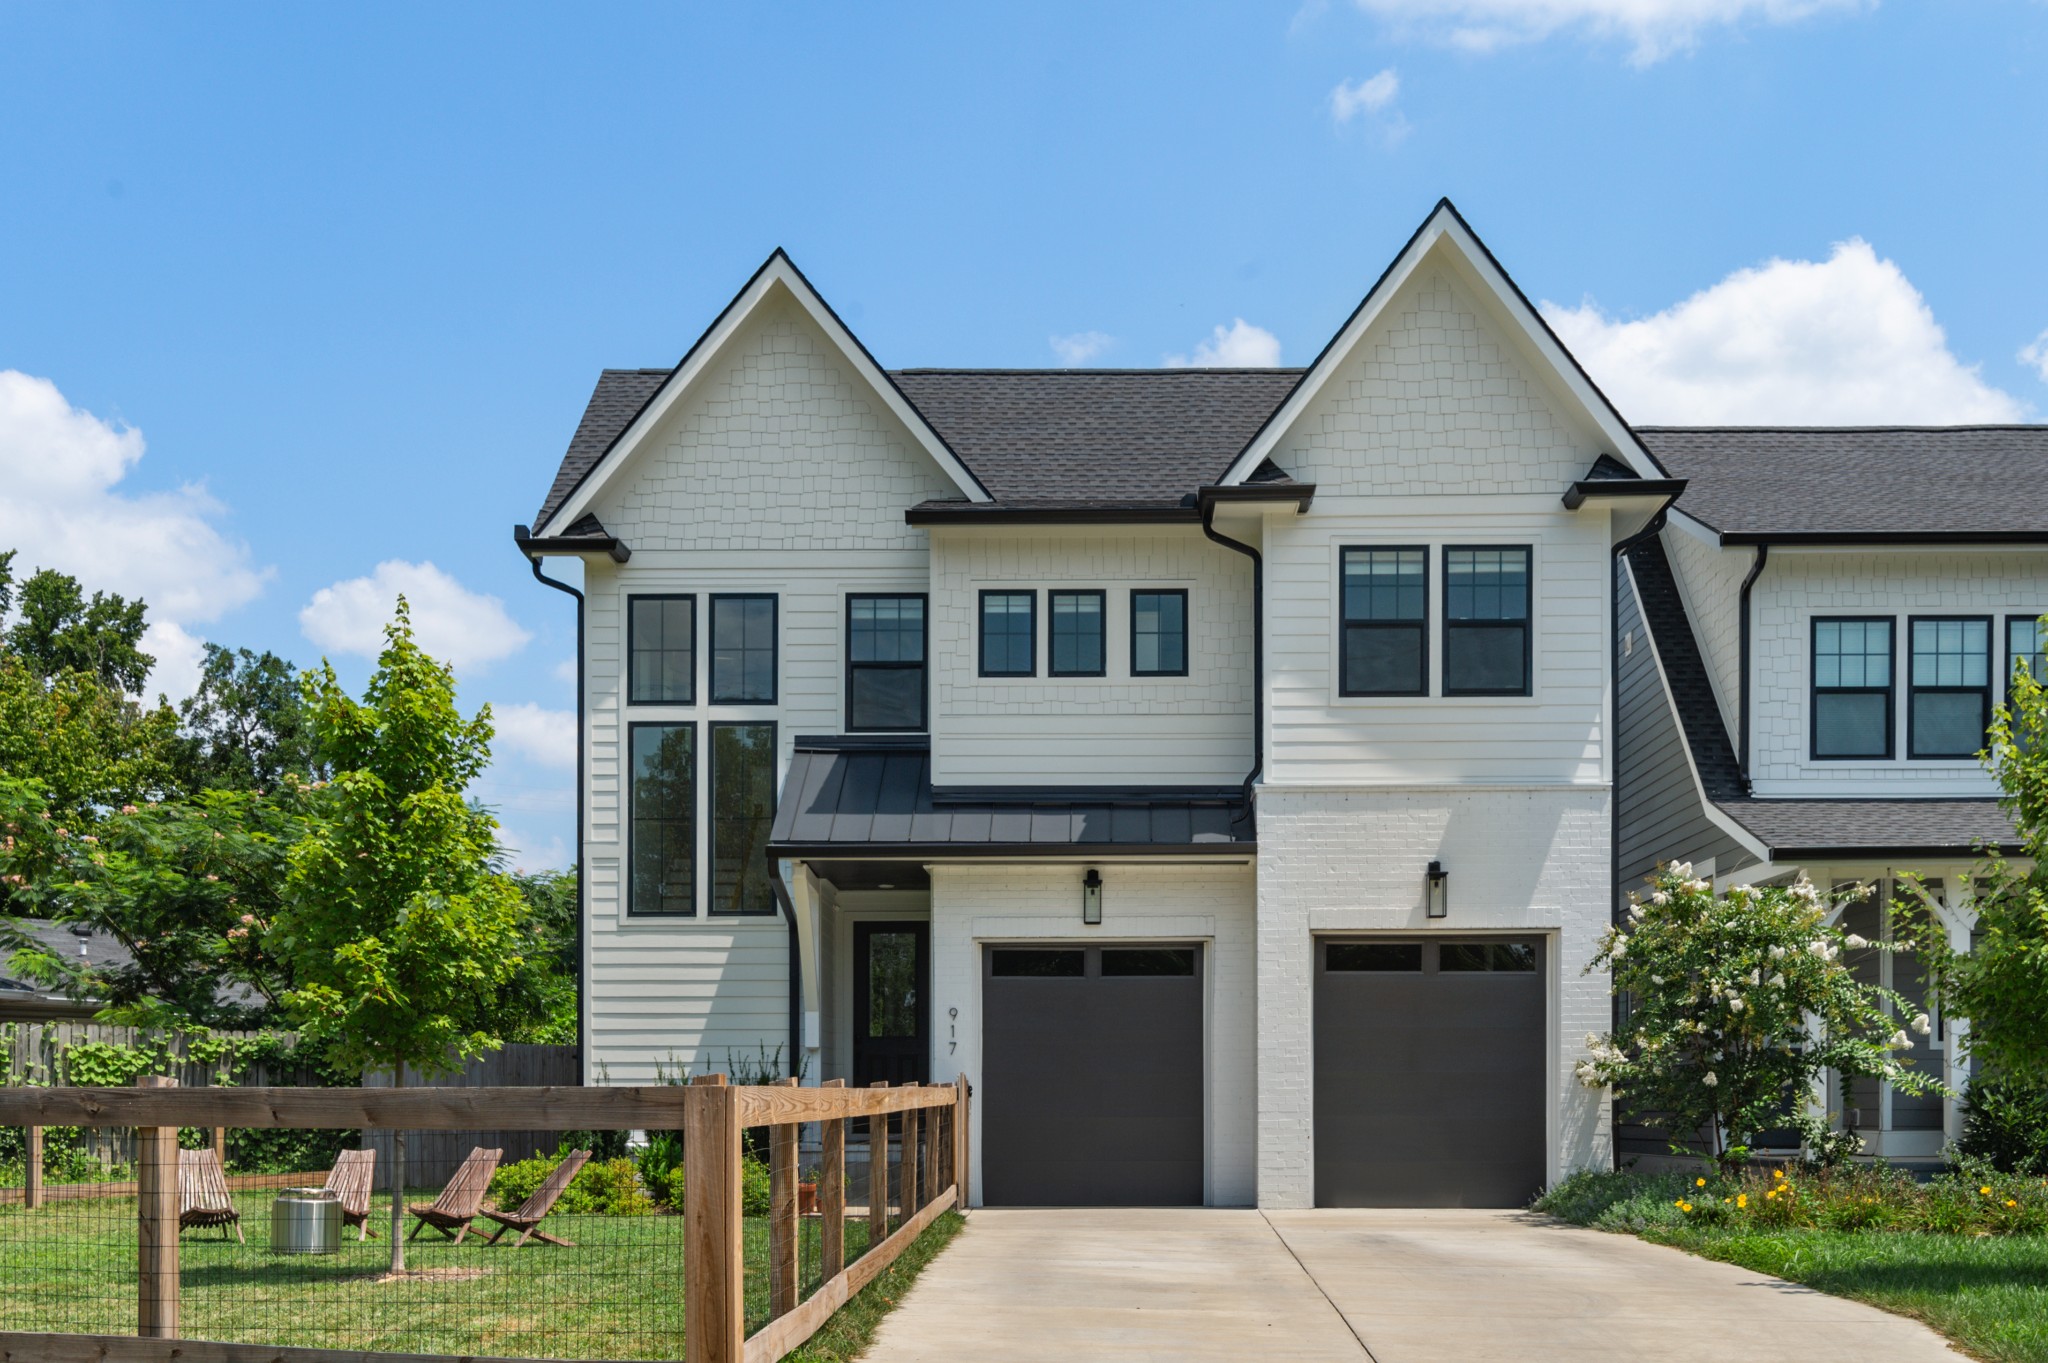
[516,199,2034,1210]
[0,918,129,1021]
[1617,428,2044,1164]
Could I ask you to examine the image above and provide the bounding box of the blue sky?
[3,1,2044,867]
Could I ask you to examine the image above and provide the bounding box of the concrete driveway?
[861,1208,1964,1362]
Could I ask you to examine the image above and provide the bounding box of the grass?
[1536,1169,2048,1363]
[0,1187,961,1361]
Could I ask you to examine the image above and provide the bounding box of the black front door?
[853,921,929,1087]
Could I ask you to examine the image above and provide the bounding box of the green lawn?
[0,1189,961,1361]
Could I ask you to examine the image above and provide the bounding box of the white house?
[517,201,2037,1208]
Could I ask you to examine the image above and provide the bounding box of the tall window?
[1812,618,1894,759]
[1443,547,1531,697]
[1131,590,1188,677]
[628,595,694,705]
[709,723,776,916]
[2011,615,2046,689]
[847,594,927,731]
[980,591,1035,677]
[1909,617,1990,759]
[1048,590,1106,677]
[710,595,776,703]
[1341,547,1427,696]
[629,723,695,916]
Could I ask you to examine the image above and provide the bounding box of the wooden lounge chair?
[323,1148,377,1240]
[405,1146,502,1245]
[480,1149,589,1248]
[178,1148,244,1243]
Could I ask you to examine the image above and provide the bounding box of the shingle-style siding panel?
[1660,521,1750,741]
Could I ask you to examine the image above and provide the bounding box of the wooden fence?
[0,1071,969,1363]
[361,1044,582,1190]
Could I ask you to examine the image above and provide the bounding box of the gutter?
[1561,478,1687,511]
[1198,494,1271,838]
[1736,545,1769,788]
[513,529,590,1070]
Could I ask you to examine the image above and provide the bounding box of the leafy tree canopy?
[5,563,154,694]
[0,658,176,826]
[173,644,323,792]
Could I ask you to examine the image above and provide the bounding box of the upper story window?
[1443,547,1530,697]
[1812,617,1894,760]
[847,594,927,732]
[710,594,777,704]
[628,595,695,705]
[1131,590,1188,678]
[2010,615,2045,689]
[1908,616,1990,760]
[1341,547,1427,696]
[709,722,777,916]
[1049,591,1106,677]
[629,722,695,916]
[980,590,1036,677]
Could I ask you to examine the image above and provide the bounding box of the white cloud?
[2019,329,2048,384]
[1350,0,1869,65]
[1542,239,2028,425]
[1165,319,1283,368]
[141,620,207,703]
[552,658,578,686]
[0,371,269,626]
[1331,69,1400,122]
[491,701,575,770]
[495,824,571,874]
[1050,331,1115,365]
[299,560,532,671]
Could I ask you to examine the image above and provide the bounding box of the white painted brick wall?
[1253,786,1613,1208]
[930,862,1259,1207]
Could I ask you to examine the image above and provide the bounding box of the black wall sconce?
[1082,868,1103,925]
[1426,860,1448,919]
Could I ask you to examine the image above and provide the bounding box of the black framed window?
[709,722,777,916]
[1130,590,1188,677]
[2010,615,2046,689]
[709,594,776,704]
[1812,617,1894,760]
[628,595,695,705]
[847,594,927,732]
[1909,616,1990,760]
[1341,547,1427,696]
[1049,590,1106,677]
[629,722,695,916]
[1443,547,1531,696]
[980,590,1036,677]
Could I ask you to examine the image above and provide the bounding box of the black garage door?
[982,944,1203,1206]
[1315,938,1544,1208]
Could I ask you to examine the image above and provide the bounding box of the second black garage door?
[1315,938,1545,1208]
[982,943,1203,1206]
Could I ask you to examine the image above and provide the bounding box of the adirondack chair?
[322,1148,377,1240]
[405,1146,502,1244]
[178,1148,244,1243]
[480,1149,590,1248]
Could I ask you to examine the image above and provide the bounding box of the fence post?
[23,1127,41,1210]
[684,1075,741,1363]
[955,1073,971,1213]
[819,1079,845,1280]
[901,1098,919,1219]
[866,1081,889,1244]
[924,1086,942,1209]
[135,1075,179,1338]
[768,1076,798,1320]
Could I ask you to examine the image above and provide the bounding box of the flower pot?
[798,1182,819,1216]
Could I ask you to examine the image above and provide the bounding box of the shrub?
[639,1131,684,1211]
[1537,1163,2048,1236]
[1957,1077,2048,1174]
[742,1149,770,1217]
[489,1150,655,1216]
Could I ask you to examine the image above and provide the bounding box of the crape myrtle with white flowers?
[1579,864,1944,1171]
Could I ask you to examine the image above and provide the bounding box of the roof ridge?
[887,367,1308,376]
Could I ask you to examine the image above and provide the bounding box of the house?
[1617,427,2044,1164]
[515,200,2036,1209]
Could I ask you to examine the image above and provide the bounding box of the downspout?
[768,859,803,1079]
[521,548,588,1066]
[1201,502,1263,836]
[1736,545,1769,789]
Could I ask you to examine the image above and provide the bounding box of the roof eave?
[512,524,631,563]
[1716,530,2048,547]
[767,841,1256,860]
[1561,477,1687,511]
[1196,483,1316,514]
[906,504,1204,526]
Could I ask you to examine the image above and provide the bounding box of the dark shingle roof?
[533,369,671,532]
[1626,536,1746,803]
[1639,427,2048,541]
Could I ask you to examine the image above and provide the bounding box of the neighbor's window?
[1341,547,1427,696]
[709,722,777,916]
[2010,615,2046,690]
[846,594,927,732]
[1909,617,1990,760]
[710,594,777,704]
[1049,590,1106,677]
[1443,547,1531,696]
[980,591,1036,677]
[629,722,695,916]
[1812,617,1894,760]
[1131,590,1188,677]
[628,595,695,705]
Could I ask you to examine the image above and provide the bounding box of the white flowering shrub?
[1580,863,1944,1169]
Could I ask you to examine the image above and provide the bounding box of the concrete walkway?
[860,1208,1965,1362]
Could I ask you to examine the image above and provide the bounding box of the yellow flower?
[1737,1194,1747,1208]
[1773,1169,1786,1180]
[1696,1177,1707,1187]
[2007,1200,2019,1208]
[1766,1190,1778,1200]
[1982,1186,1993,1196]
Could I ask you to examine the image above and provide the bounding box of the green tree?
[5,564,154,694]
[1581,864,1941,1171]
[270,599,532,1269]
[0,657,177,826]
[505,867,578,1044]
[173,644,323,792]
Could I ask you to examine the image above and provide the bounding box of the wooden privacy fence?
[361,1044,582,1191]
[0,1071,970,1363]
